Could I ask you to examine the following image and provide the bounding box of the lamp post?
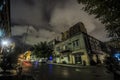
[0,39,14,71]
[1,39,11,55]
[1,39,15,56]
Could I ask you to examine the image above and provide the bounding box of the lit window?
[3,0,6,5]
[0,5,3,11]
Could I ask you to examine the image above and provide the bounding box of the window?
[73,41,75,47]
[0,5,3,11]
[3,0,6,5]
[56,47,60,51]
[73,39,79,47]
[68,43,71,45]
[76,39,79,46]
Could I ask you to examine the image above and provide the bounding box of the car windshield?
[0,0,120,80]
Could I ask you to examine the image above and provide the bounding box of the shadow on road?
[0,74,35,80]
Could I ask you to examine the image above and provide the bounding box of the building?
[105,39,120,53]
[0,0,11,38]
[61,22,87,41]
[48,39,60,49]
[54,22,109,65]
[84,34,111,64]
[0,0,11,62]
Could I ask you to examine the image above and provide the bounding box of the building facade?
[0,0,11,38]
[54,22,110,65]
[54,33,89,65]
[0,0,11,62]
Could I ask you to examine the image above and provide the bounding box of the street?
[0,0,120,80]
[28,62,114,80]
[0,62,115,80]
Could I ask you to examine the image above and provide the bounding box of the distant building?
[48,39,60,49]
[61,22,87,41]
[105,40,120,53]
[48,39,60,59]
[54,22,110,65]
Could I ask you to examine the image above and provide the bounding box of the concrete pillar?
[72,55,75,64]
[81,53,90,65]
[69,54,72,64]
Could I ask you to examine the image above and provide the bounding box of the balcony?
[60,48,72,53]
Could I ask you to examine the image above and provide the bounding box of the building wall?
[61,22,87,41]
[54,33,90,65]
[0,0,11,63]
[85,34,109,64]
[54,22,110,65]
[0,0,11,38]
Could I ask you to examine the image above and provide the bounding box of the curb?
[47,63,96,69]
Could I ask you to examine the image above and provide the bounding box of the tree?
[77,0,120,39]
[32,41,53,58]
[0,44,26,71]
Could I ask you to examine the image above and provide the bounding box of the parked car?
[39,58,47,63]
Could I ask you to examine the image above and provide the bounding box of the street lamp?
[1,39,11,54]
[0,39,11,72]
[1,40,9,47]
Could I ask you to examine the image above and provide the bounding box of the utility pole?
[22,26,29,52]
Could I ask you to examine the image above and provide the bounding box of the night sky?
[10,0,109,45]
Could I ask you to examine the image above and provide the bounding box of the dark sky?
[10,0,109,45]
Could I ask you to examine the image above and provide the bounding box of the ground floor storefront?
[54,50,90,65]
[54,50,108,66]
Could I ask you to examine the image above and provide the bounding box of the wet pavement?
[0,63,114,80]
[0,75,34,80]
[30,63,114,80]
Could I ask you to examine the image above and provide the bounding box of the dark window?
[56,47,60,51]
[76,39,79,46]
[68,43,71,45]
[73,41,75,47]
[73,39,79,47]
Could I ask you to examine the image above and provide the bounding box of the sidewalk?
[47,62,98,68]
[0,68,2,72]
[0,69,17,76]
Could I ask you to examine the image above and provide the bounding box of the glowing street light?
[1,40,10,47]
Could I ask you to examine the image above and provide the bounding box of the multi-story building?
[84,34,111,64]
[61,22,87,41]
[48,39,60,49]
[0,0,11,62]
[54,22,110,65]
[0,0,11,38]
[105,40,120,52]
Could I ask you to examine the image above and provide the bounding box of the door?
[75,54,82,64]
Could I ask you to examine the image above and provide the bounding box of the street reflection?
[34,61,39,68]
[48,64,53,74]
[62,70,69,77]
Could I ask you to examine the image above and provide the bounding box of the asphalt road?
[30,62,114,80]
[0,62,114,80]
